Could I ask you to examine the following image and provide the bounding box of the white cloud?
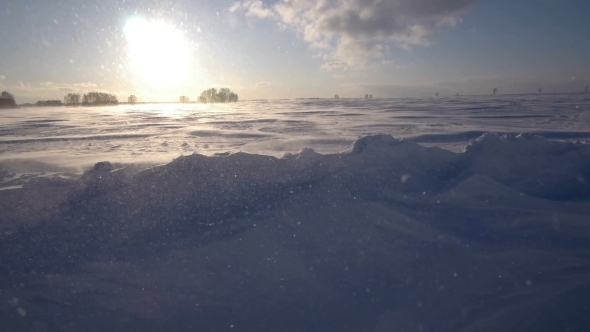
[230,1,275,18]
[231,0,477,69]
[321,61,348,71]
[380,60,415,69]
[0,75,6,80]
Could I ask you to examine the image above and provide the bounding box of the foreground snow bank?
[1,134,589,331]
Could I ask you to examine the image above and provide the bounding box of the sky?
[0,0,589,103]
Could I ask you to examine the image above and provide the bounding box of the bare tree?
[36,100,62,106]
[64,93,81,105]
[82,92,118,105]
[493,88,497,95]
[0,91,14,100]
[128,95,137,104]
[0,91,17,109]
[198,88,238,103]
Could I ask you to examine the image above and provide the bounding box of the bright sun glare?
[124,17,192,87]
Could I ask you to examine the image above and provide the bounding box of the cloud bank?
[230,0,477,69]
[230,0,275,18]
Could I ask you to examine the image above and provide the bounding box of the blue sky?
[0,0,589,103]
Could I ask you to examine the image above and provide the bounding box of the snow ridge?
[1,133,590,331]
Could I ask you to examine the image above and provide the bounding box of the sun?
[124,17,192,87]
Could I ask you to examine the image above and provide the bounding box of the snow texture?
[1,127,590,331]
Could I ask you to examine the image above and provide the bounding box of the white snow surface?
[1,94,590,331]
[1,94,589,174]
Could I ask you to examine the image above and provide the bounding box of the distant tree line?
[0,91,17,109]
[64,92,117,105]
[198,88,238,103]
[36,100,63,106]
[5,83,590,109]
[83,92,118,105]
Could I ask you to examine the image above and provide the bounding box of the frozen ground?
[1,94,589,172]
[1,94,590,331]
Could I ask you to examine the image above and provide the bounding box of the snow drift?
[1,133,590,331]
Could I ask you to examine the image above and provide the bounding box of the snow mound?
[1,134,590,331]
[466,133,590,200]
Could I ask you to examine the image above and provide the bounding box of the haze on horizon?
[0,0,589,104]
